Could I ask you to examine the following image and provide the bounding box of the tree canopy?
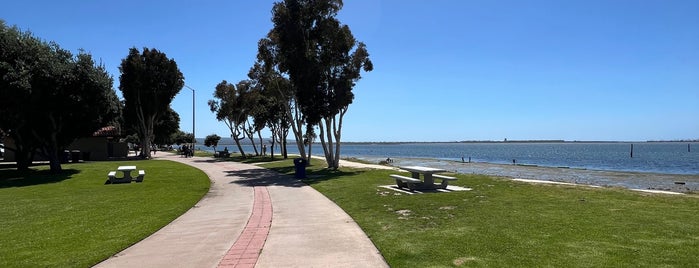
[265,0,373,169]
[208,80,251,158]
[0,21,121,172]
[119,47,184,159]
[204,134,221,152]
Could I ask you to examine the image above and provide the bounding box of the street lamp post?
[185,85,195,151]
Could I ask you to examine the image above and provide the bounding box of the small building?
[2,126,128,162]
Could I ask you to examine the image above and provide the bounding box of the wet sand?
[361,157,699,193]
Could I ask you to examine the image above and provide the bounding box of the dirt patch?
[453,256,479,266]
[395,209,412,220]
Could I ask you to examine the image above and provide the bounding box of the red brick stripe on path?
[218,186,272,268]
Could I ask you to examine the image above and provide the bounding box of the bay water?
[198,142,699,175]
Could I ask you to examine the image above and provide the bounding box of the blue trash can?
[293,158,307,179]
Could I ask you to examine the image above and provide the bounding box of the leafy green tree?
[172,131,194,145]
[153,107,181,146]
[269,0,373,169]
[0,21,121,172]
[249,40,294,159]
[239,82,261,156]
[119,47,184,159]
[204,134,221,153]
[123,134,140,145]
[208,80,249,158]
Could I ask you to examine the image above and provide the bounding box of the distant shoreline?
[340,140,699,145]
[195,138,699,145]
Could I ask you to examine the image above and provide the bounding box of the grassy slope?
[0,160,210,267]
[261,158,699,267]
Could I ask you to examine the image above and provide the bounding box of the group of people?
[180,145,194,158]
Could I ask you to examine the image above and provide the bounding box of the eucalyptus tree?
[269,0,373,169]
[119,47,184,159]
[0,21,121,172]
[248,48,293,159]
[208,80,248,158]
[239,81,260,156]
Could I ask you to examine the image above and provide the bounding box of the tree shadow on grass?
[226,166,364,188]
[263,165,365,186]
[0,168,80,188]
[300,168,365,186]
[219,155,285,164]
[225,168,305,188]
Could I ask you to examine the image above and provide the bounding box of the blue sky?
[2,0,697,142]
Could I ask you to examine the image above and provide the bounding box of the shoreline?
[354,156,699,194]
[197,142,699,175]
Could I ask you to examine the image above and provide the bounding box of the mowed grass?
[0,160,210,267]
[260,158,699,267]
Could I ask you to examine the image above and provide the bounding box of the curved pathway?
[94,154,387,268]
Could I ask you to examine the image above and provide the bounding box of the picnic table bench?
[390,174,422,190]
[214,151,230,158]
[105,166,146,184]
[390,166,458,190]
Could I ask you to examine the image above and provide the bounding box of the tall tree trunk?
[282,126,290,159]
[270,131,276,159]
[284,101,306,160]
[10,135,34,172]
[45,134,62,173]
[318,118,337,169]
[233,124,246,158]
[44,115,63,172]
[307,140,312,165]
[257,131,264,156]
[317,112,345,170]
[282,137,288,159]
[47,148,62,173]
[15,148,33,172]
[135,107,155,159]
[245,121,259,156]
[333,110,345,169]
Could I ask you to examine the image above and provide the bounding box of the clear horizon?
[3,0,697,142]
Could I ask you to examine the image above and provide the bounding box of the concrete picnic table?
[117,165,137,180]
[391,166,457,190]
[400,165,447,185]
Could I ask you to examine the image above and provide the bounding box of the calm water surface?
[201,142,699,175]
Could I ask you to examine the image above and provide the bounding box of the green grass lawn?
[260,158,699,267]
[0,160,210,267]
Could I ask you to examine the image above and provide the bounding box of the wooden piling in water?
[630,144,634,158]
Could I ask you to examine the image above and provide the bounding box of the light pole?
[185,85,195,149]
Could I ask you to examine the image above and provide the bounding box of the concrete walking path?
[94,154,388,268]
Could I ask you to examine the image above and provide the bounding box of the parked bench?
[390,174,422,190]
[215,151,230,158]
[134,170,146,182]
